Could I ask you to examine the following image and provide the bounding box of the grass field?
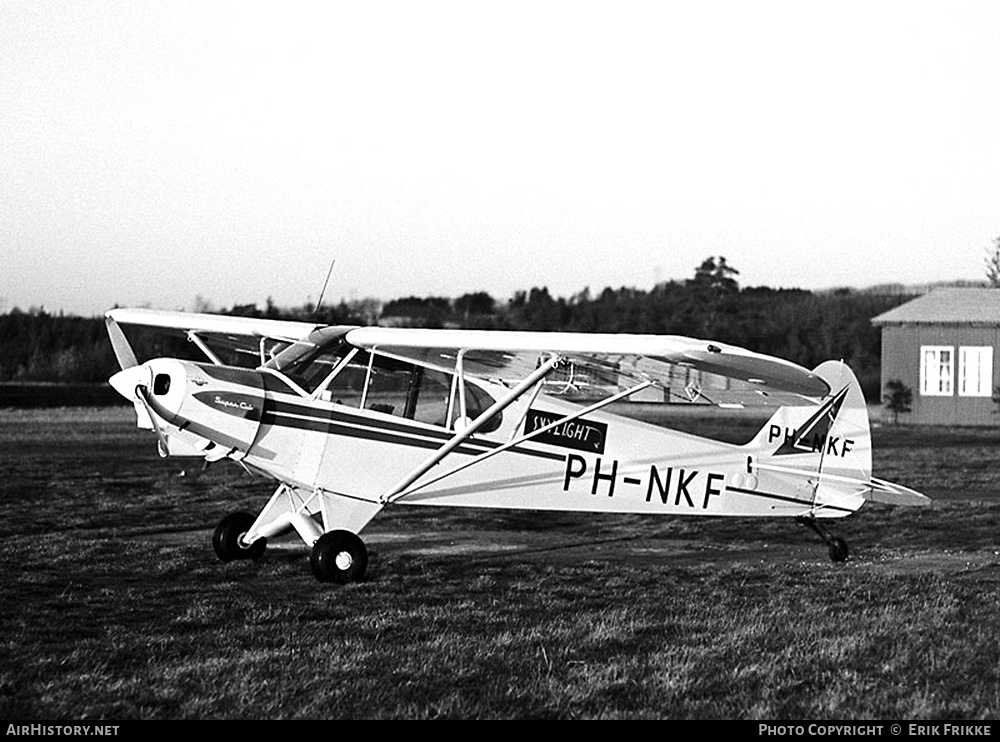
[1,406,998,719]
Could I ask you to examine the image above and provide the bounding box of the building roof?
[872,288,1000,326]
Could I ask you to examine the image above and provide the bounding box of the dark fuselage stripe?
[268,398,456,442]
[261,399,563,461]
[261,411,485,455]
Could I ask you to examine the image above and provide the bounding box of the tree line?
[0,258,913,398]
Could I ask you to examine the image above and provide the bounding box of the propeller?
[105,314,138,369]
[106,314,160,436]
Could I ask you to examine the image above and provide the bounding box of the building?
[872,288,1000,425]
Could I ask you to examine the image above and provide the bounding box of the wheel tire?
[828,537,849,563]
[310,530,368,584]
[212,511,267,562]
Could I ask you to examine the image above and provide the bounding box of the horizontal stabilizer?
[865,477,932,507]
[751,464,932,508]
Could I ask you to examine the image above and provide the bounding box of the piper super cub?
[105,307,929,583]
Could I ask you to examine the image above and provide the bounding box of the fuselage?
[111,353,868,522]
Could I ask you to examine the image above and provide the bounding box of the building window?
[920,346,953,396]
[959,346,994,397]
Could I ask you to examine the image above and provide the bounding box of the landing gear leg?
[796,516,849,563]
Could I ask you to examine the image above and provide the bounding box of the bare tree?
[986,236,1000,287]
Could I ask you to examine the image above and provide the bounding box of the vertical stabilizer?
[746,361,873,517]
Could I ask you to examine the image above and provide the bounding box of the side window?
[331,352,502,432]
[365,356,412,416]
[323,351,369,408]
[410,369,453,427]
[361,357,451,426]
[456,381,501,433]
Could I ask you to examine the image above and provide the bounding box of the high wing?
[106,308,831,407]
[106,307,321,369]
[343,327,830,408]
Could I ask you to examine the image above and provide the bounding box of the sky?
[2,0,1000,317]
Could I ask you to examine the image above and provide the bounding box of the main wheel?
[828,537,849,563]
[212,511,267,562]
[310,530,368,583]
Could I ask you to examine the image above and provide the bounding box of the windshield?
[263,326,354,393]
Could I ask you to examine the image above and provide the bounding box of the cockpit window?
[266,331,502,432]
[367,360,452,426]
[461,381,498,431]
[321,351,501,433]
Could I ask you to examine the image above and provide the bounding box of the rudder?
[746,361,872,517]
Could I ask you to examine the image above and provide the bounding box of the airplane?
[104,307,929,583]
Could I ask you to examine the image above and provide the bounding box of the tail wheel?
[213,511,267,562]
[828,537,849,563]
[797,516,850,563]
[310,530,368,583]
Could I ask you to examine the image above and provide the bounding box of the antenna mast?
[314,258,336,319]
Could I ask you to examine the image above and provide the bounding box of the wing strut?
[386,378,655,504]
[380,354,564,504]
[186,331,223,365]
